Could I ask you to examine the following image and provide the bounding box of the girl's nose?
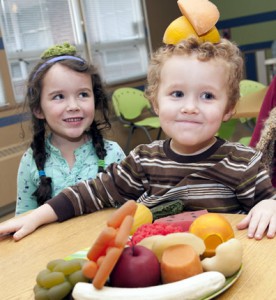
[67,98,80,111]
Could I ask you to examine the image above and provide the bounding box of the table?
[1,210,276,299]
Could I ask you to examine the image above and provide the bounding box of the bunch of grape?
[34,258,89,300]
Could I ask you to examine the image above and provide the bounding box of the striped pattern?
[48,138,276,221]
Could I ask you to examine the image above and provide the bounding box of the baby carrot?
[87,226,117,261]
[96,255,105,267]
[106,200,138,229]
[92,247,123,289]
[82,260,98,279]
[114,215,134,248]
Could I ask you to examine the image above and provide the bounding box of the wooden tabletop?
[1,210,276,299]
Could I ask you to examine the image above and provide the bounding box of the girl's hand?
[0,204,58,241]
[236,200,276,240]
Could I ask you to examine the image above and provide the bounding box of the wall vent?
[0,141,30,159]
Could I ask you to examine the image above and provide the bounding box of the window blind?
[0,0,149,103]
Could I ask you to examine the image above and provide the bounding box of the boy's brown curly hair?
[145,37,244,113]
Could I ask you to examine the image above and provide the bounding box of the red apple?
[109,245,161,288]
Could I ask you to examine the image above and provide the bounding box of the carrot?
[92,247,123,289]
[87,226,117,261]
[82,260,98,279]
[106,200,138,229]
[96,255,105,267]
[160,244,203,284]
[114,215,134,248]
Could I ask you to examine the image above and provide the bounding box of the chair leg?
[125,126,136,154]
[140,127,153,143]
[156,128,162,140]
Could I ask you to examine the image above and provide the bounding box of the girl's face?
[155,55,233,155]
[35,63,95,145]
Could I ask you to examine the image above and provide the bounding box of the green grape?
[33,285,49,300]
[53,259,81,275]
[47,259,65,271]
[39,271,65,289]
[36,269,51,286]
[68,270,89,286]
[48,281,72,300]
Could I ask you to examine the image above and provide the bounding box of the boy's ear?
[33,108,45,119]
[222,108,235,122]
[152,103,159,116]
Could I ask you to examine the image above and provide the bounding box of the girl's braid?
[31,118,52,205]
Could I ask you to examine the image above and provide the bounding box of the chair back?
[239,80,266,97]
[112,87,151,120]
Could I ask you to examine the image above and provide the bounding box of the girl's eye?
[201,92,215,100]
[171,90,184,98]
[79,92,89,98]
[53,94,64,100]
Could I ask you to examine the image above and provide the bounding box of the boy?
[1,37,276,241]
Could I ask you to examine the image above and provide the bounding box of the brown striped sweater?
[47,138,276,221]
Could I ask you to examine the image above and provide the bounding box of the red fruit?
[109,245,161,288]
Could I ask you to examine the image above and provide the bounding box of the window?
[0,70,5,106]
[0,0,149,104]
[81,0,149,84]
[0,0,84,103]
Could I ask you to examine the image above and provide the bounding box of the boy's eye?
[171,90,184,98]
[53,94,64,100]
[201,92,215,100]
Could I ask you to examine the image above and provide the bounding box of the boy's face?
[154,55,233,155]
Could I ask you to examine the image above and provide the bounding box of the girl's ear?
[33,108,45,119]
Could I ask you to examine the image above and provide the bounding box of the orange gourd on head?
[189,213,234,258]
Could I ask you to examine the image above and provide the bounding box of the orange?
[130,203,153,235]
[189,213,234,258]
[163,16,220,45]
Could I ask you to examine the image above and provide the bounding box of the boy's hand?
[0,204,58,241]
[236,200,276,240]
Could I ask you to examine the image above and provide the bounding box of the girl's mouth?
[63,117,83,122]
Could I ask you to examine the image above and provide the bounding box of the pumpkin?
[189,213,234,258]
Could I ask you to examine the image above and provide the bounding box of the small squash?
[189,213,234,257]
[201,238,243,277]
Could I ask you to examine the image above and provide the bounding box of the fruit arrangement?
[72,202,242,299]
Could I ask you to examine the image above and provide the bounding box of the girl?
[16,43,125,215]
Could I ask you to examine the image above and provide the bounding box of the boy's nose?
[180,98,198,114]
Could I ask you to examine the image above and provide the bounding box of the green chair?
[217,79,267,141]
[112,87,162,153]
[239,79,266,97]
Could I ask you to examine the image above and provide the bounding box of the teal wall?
[211,0,276,81]
[212,0,276,18]
[213,0,276,49]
